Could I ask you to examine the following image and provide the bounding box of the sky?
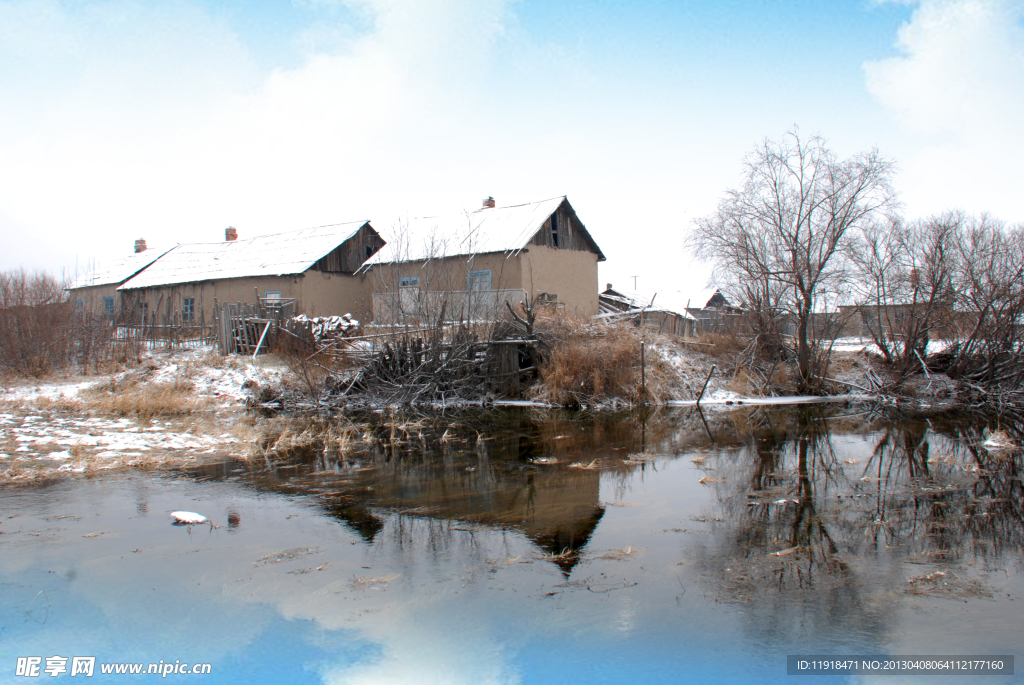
[1,0,1022,306]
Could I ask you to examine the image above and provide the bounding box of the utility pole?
[631,275,639,290]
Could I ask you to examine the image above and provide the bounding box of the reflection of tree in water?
[693,407,1024,648]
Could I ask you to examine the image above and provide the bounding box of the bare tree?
[848,213,958,380]
[688,129,896,391]
[945,215,1024,395]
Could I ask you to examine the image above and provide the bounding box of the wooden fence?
[215,298,296,355]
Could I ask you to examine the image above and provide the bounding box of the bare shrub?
[850,212,1024,402]
[0,267,145,377]
[848,214,959,380]
[0,268,74,377]
[944,217,1024,389]
[273,324,339,406]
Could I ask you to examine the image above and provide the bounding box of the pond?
[2,406,1022,684]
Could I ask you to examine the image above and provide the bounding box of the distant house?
[598,285,696,337]
[115,223,384,327]
[68,240,172,319]
[838,301,956,340]
[359,196,605,324]
[683,288,739,319]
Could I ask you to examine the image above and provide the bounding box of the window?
[182,297,195,322]
[468,270,491,291]
[551,213,559,247]
[103,296,115,318]
[398,277,419,288]
[264,291,281,301]
[74,299,84,310]
[366,246,374,258]
[138,301,148,324]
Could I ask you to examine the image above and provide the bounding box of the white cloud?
[0,0,513,273]
[864,0,1024,220]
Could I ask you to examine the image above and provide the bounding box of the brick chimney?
[134,239,147,253]
[482,196,495,209]
[225,227,238,241]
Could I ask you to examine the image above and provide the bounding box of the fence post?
[640,340,646,402]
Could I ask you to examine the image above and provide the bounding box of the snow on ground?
[0,411,245,482]
[830,337,953,355]
[0,346,290,483]
[0,379,97,403]
[143,346,287,404]
[0,345,287,407]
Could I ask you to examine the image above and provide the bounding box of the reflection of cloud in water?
[320,602,520,685]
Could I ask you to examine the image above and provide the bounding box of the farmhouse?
[68,240,172,318]
[115,223,384,327]
[360,196,606,324]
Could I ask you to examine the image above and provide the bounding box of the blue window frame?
[182,297,195,322]
[103,296,115,318]
[468,270,491,291]
[399,277,419,288]
[264,291,281,301]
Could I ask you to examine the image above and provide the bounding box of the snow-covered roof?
[361,196,603,267]
[70,248,173,289]
[118,221,371,290]
[684,288,719,309]
[665,288,729,310]
[599,288,697,320]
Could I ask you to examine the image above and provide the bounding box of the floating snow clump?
[170,511,209,524]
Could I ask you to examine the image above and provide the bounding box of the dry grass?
[904,570,992,600]
[624,451,657,464]
[568,459,601,469]
[695,331,749,358]
[534,315,681,405]
[351,573,401,589]
[536,548,577,562]
[252,417,366,461]
[30,395,84,412]
[595,545,640,560]
[84,378,203,420]
[535,316,641,405]
[727,368,755,395]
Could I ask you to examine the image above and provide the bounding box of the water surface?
[2,407,1022,684]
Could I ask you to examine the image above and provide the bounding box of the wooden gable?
[528,199,606,261]
[312,222,386,274]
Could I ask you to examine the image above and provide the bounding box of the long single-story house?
[68,240,172,318]
[114,223,384,326]
[359,196,606,324]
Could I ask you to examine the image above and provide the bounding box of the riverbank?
[0,347,289,484]
[0,334,984,486]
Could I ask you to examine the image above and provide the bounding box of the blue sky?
[1,0,1021,301]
